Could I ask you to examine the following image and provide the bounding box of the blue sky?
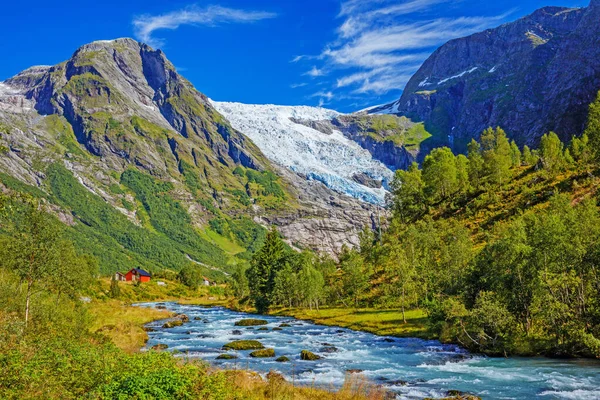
[0,0,590,112]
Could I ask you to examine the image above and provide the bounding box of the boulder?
[300,350,321,361]
[222,340,264,351]
[249,348,275,358]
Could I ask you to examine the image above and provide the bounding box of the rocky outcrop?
[372,1,600,151]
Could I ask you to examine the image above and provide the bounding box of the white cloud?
[133,5,276,48]
[304,66,326,77]
[290,82,308,89]
[298,0,513,99]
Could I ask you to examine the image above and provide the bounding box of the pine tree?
[246,227,287,313]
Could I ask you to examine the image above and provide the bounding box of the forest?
[237,93,600,358]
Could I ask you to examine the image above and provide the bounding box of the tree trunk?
[25,279,33,328]
[402,285,407,324]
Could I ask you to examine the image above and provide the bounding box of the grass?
[88,299,174,353]
[271,307,432,339]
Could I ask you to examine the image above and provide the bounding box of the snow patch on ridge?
[211,101,393,204]
[437,67,479,85]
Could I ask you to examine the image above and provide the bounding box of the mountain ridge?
[0,38,381,270]
[371,1,600,152]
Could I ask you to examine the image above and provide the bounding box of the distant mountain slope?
[372,1,600,151]
[0,39,381,271]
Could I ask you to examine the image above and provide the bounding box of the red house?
[124,268,152,282]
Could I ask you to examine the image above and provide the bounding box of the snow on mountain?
[211,101,394,204]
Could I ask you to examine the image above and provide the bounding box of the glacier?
[211,101,394,205]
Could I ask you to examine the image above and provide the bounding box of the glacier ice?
[211,101,394,205]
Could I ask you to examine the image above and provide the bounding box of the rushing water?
[137,303,600,399]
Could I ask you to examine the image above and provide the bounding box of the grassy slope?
[271,308,431,339]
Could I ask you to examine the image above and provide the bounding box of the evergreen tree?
[246,227,287,313]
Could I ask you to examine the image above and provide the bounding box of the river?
[137,303,600,399]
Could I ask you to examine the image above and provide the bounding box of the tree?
[584,91,600,163]
[272,263,297,308]
[510,140,521,168]
[539,132,565,175]
[339,250,370,307]
[110,275,121,299]
[467,139,485,188]
[385,245,416,323]
[0,201,65,327]
[298,262,324,310]
[522,145,538,166]
[388,162,425,222]
[481,127,512,185]
[231,265,249,299]
[246,227,288,313]
[569,133,591,166]
[422,147,458,202]
[455,154,470,194]
[178,264,203,289]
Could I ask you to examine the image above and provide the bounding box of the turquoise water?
[137,303,600,399]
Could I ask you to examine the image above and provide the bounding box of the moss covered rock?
[216,354,238,360]
[151,344,168,351]
[234,319,268,326]
[249,348,275,358]
[275,356,290,362]
[222,340,264,351]
[162,320,183,328]
[300,350,321,360]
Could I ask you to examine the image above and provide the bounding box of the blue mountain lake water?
[137,303,600,399]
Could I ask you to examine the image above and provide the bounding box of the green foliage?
[178,264,203,290]
[46,163,188,272]
[109,276,121,299]
[246,227,288,313]
[584,90,600,162]
[120,169,227,269]
[422,147,458,201]
[389,162,425,222]
[539,132,567,175]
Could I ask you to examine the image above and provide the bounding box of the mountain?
[371,0,600,152]
[0,38,380,274]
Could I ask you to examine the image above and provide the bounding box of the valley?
[1,1,600,399]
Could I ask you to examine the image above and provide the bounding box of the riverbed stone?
[250,348,275,358]
[235,319,268,326]
[276,356,290,362]
[300,350,321,360]
[163,320,183,328]
[222,340,264,350]
[216,354,238,360]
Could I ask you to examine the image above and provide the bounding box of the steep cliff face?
[0,39,381,260]
[373,2,600,151]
